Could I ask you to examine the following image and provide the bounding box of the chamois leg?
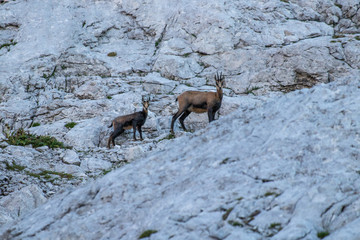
[179,110,191,131]
[132,122,137,141]
[207,108,214,122]
[107,136,112,149]
[171,110,185,134]
[137,125,143,140]
[107,127,124,148]
[212,110,217,121]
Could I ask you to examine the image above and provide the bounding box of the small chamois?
[171,72,225,134]
[107,97,149,148]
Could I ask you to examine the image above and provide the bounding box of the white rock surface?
[0,184,46,225]
[1,79,360,239]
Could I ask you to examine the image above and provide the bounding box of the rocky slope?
[2,78,360,240]
[1,0,360,239]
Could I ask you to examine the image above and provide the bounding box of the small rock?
[125,146,144,162]
[54,164,86,177]
[36,146,49,152]
[62,149,81,165]
[80,157,112,172]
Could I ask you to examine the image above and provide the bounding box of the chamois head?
[142,96,150,113]
[215,72,225,98]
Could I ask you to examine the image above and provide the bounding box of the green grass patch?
[5,161,26,172]
[26,170,74,180]
[244,86,261,95]
[317,231,330,239]
[30,122,41,127]
[264,191,281,197]
[42,66,57,81]
[6,128,69,149]
[102,168,112,175]
[107,52,117,57]
[155,38,162,48]
[269,222,282,230]
[0,40,17,50]
[220,157,231,164]
[65,122,77,129]
[222,207,234,221]
[334,3,342,8]
[107,95,112,99]
[139,230,158,239]
[355,36,360,41]
[332,34,345,39]
[228,220,243,227]
[158,134,175,142]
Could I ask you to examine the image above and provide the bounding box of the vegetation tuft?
[0,39,17,51]
[222,207,234,221]
[269,222,282,230]
[30,122,41,127]
[5,161,26,172]
[220,157,231,164]
[107,52,117,57]
[139,230,158,239]
[42,66,57,81]
[317,231,330,239]
[244,86,261,95]
[332,34,345,39]
[334,3,343,9]
[158,134,175,142]
[6,128,69,149]
[26,170,74,180]
[102,168,112,175]
[65,122,77,129]
[263,191,281,198]
[155,38,162,48]
[228,220,243,227]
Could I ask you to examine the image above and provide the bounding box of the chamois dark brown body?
[107,99,149,148]
[171,73,225,134]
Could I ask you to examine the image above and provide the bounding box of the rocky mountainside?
[0,0,360,239]
[2,78,360,240]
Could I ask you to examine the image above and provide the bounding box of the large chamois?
[171,72,225,134]
[107,97,149,148]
